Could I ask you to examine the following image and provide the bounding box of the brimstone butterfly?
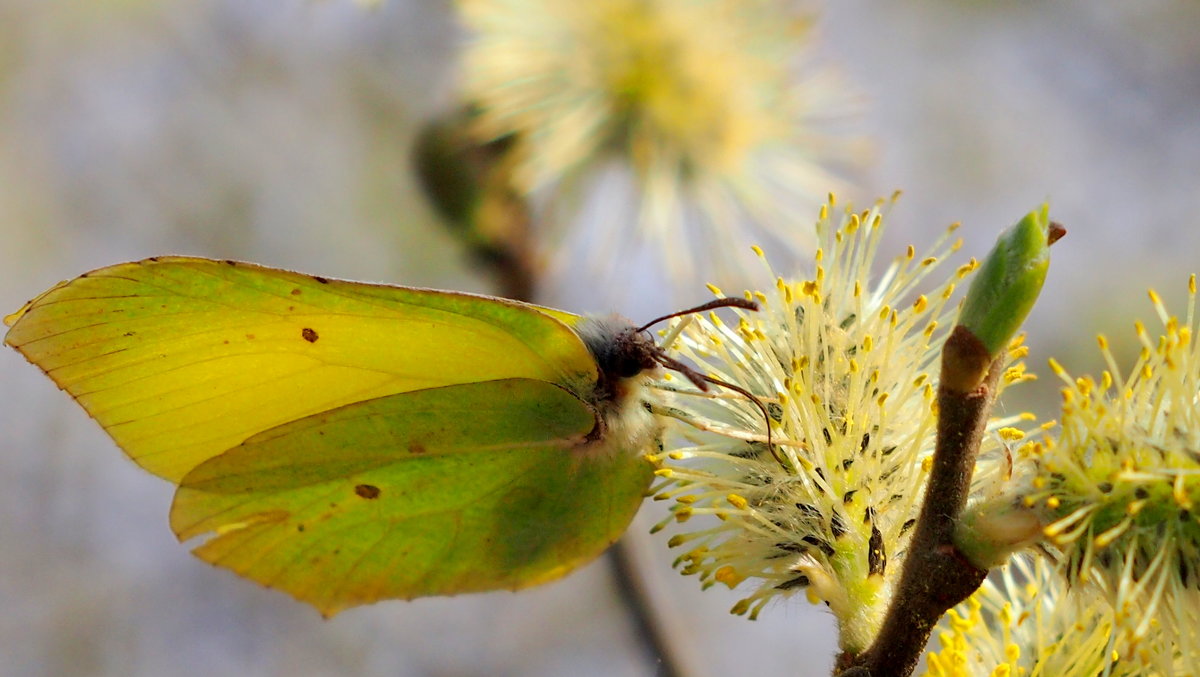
[4,256,754,616]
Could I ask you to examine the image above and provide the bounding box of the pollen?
[715,566,744,588]
[998,428,1026,441]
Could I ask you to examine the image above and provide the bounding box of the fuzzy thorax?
[573,314,664,459]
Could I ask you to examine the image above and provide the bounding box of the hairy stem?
[837,326,1002,677]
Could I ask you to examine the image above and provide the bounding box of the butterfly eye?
[618,349,657,378]
[611,330,659,378]
[617,362,641,378]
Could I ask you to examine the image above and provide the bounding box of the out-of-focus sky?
[1,1,1197,676]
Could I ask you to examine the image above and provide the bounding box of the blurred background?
[1,1,1198,675]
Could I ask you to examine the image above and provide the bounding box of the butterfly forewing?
[4,257,598,481]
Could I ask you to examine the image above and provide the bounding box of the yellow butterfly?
[6,256,755,616]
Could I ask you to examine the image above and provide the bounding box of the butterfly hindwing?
[171,378,653,615]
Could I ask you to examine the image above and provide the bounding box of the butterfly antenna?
[700,372,779,463]
[636,297,758,333]
[638,297,777,459]
[650,338,778,463]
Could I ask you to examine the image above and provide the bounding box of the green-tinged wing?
[4,257,595,481]
[171,378,655,616]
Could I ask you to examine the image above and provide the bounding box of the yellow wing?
[4,257,597,481]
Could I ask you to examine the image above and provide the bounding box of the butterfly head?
[573,297,769,455]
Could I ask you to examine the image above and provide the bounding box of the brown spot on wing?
[301,327,319,343]
[408,442,426,455]
[312,275,329,284]
[354,484,381,500]
[290,288,302,296]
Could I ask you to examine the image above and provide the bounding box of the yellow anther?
[1094,521,1129,547]
[714,566,744,588]
[1174,474,1193,509]
[1048,357,1066,376]
[998,427,1025,441]
[1003,367,1025,384]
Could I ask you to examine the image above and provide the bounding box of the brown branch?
[610,534,706,677]
[411,112,537,301]
[836,326,1003,677]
